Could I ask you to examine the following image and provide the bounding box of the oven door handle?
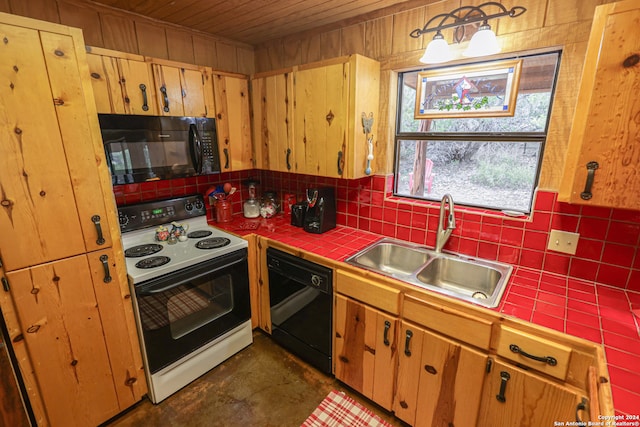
[136,257,245,296]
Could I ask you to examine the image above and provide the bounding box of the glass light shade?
[463,24,500,57]
[419,33,453,64]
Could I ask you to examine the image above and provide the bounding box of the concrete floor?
[104,331,403,427]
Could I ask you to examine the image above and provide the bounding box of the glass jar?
[263,191,280,214]
[215,199,233,223]
[243,198,260,218]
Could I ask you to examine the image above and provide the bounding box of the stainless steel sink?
[347,241,434,276]
[345,238,512,308]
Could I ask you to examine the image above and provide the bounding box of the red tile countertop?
[213,214,640,416]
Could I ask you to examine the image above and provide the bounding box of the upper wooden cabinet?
[213,72,254,171]
[253,54,380,179]
[252,70,294,173]
[151,60,214,118]
[559,0,640,209]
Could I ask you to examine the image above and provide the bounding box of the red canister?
[215,200,233,223]
[282,193,297,215]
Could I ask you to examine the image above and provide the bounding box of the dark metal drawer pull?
[100,255,112,283]
[580,161,599,200]
[91,215,106,245]
[383,320,391,346]
[404,330,413,356]
[509,344,557,366]
[496,371,510,402]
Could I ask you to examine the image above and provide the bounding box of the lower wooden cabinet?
[478,359,589,427]
[393,321,487,427]
[334,295,397,410]
[2,250,145,427]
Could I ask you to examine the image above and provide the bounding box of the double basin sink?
[345,238,512,308]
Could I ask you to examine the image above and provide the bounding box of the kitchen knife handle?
[383,320,391,346]
[100,255,112,283]
[139,84,149,111]
[160,85,169,112]
[91,215,106,245]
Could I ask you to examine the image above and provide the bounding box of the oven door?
[134,249,250,373]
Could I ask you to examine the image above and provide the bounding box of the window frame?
[393,51,562,214]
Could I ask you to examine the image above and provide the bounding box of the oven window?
[137,274,234,340]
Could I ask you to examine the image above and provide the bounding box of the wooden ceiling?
[87,0,423,45]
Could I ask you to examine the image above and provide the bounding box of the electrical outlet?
[547,230,580,255]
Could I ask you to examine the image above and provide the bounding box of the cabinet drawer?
[497,326,571,380]
[336,270,400,315]
[402,295,492,350]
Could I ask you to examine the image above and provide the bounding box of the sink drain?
[472,291,488,300]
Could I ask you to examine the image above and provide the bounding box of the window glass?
[395,51,560,213]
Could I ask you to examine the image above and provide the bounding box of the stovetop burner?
[195,237,231,250]
[125,244,164,258]
[135,256,171,269]
[187,230,213,239]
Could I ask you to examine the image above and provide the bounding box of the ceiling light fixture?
[410,2,526,64]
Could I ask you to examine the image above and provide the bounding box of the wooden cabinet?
[86,47,157,115]
[559,0,640,209]
[252,70,294,173]
[213,72,254,171]
[334,295,397,411]
[478,359,588,426]
[393,321,487,427]
[253,54,379,179]
[0,14,146,426]
[151,61,214,118]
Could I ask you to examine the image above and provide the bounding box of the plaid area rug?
[301,391,394,427]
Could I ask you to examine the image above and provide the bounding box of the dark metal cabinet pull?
[580,161,599,200]
[496,371,510,402]
[383,320,391,346]
[1,277,9,292]
[223,148,230,169]
[404,330,413,356]
[286,148,291,170]
[139,84,149,111]
[91,215,106,245]
[160,85,169,112]
[337,151,344,175]
[509,344,557,366]
[575,397,588,422]
[100,255,112,283]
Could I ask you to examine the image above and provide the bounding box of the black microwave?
[98,114,220,185]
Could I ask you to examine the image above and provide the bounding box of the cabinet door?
[478,359,587,427]
[252,72,294,172]
[0,24,88,270]
[294,63,348,177]
[6,255,120,427]
[559,1,640,209]
[152,64,185,116]
[213,73,253,171]
[119,58,157,115]
[180,67,208,117]
[86,53,126,114]
[334,295,397,410]
[394,322,487,427]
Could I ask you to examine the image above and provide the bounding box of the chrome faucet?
[435,194,456,253]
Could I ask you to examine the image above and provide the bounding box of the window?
[394,51,561,213]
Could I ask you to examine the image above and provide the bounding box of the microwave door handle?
[137,257,246,295]
[189,123,203,174]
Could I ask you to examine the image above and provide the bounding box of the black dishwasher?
[267,248,333,374]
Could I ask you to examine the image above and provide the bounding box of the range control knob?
[311,274,322,288]
[118,213,129,228]
[185,202,194,211]
[194,199,204,210]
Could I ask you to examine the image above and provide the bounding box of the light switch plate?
[547,230,580,255]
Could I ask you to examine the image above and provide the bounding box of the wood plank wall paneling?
[341,23,366,56]
[58,1,104,47]
[253,0,620,191]
[135,22,168,59]
[3,0,254,75]
[166,28,196,64]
